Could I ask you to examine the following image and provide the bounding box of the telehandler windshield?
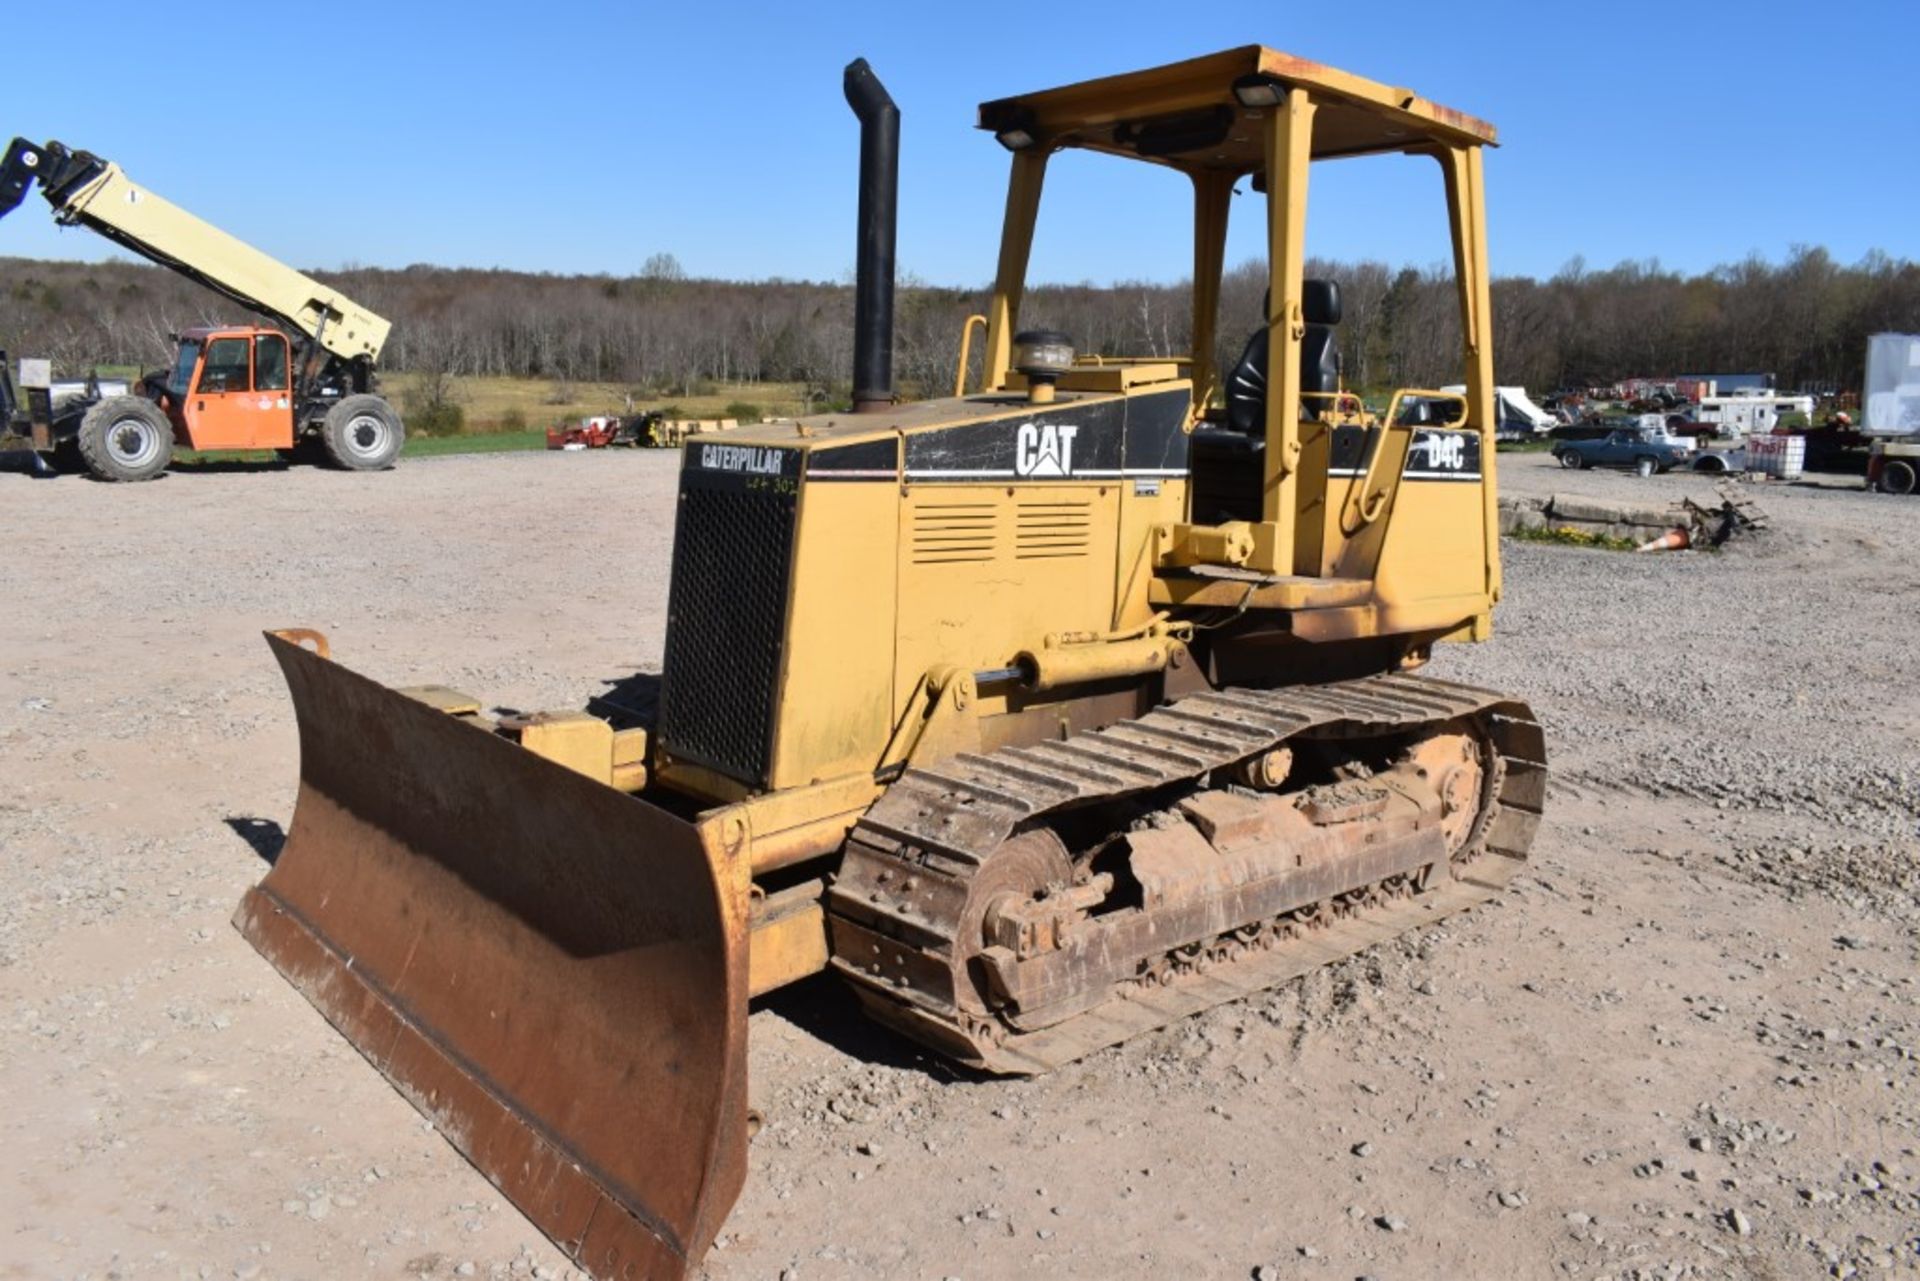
[168,341,201,397]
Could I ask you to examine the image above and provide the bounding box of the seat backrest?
[1300,278,1341,406]
[1226,278,1343,433]
[1302,279,1341,327]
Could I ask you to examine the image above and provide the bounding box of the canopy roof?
[977,45,1496,174]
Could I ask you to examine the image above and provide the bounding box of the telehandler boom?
[0,138,403,479]
[237,49,1546,1280]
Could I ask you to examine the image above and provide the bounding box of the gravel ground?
[1,450,1915,1281]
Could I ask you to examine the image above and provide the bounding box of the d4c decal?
[1404,428,1482,479]
[1409,431,1467,471]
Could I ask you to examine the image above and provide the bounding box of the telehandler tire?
[321,395,405,471]
[76,396,174,482]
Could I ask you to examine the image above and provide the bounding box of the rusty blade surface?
[234,633,750,1280]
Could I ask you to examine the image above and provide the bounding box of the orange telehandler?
[0,138,403,479]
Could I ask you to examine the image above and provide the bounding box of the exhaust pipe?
[844,59,898,413]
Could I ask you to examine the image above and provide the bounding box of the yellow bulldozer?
[235,47,1546,1281]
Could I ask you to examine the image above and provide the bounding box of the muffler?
[844,59,899,412]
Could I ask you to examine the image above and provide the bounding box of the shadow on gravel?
[0,451,58,478]
[226,816,288,865]
[4,457,314,480]
[170,459,296,475]
[587,670,661,725]
[753,972,977,1081]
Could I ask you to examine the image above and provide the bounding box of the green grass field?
[381,374,812,435]
[402,429,549,456]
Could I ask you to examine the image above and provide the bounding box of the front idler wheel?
[1399,722,1500,862]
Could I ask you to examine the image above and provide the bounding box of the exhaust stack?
[844,59,898,413]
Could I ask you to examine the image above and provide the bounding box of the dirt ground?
[2,449,1916,1281]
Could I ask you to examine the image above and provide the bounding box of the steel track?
[826,672,1546,1074]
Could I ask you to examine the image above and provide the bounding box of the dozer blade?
[235,632,750,1281]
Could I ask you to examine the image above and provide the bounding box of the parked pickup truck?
[1551,427,1693,476]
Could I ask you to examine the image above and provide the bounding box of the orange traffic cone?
[1637,526,1691,552]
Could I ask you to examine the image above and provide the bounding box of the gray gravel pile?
[1448,462,1920,915]
[1713,838,1920,919]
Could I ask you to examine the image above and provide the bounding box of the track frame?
[827,672,1545,1073]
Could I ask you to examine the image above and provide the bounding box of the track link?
[826,673,1546,1074]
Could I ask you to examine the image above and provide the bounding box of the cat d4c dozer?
[236,49,1545,1281]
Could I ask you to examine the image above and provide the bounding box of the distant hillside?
[3,248,1915,399]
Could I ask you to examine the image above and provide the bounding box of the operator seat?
[1190,280,1344,525]
[1225,279,1343,433]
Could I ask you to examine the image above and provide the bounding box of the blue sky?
[4,0,1913,286]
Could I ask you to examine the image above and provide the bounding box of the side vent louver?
[1015,499,1092,560]
[911,498,1094,565]
[912,502,997,564]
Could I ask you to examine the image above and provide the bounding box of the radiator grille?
[1015,499,1092,560]
[911,502,997,564]
[659,478,797,787]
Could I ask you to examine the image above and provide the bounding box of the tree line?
[3,245,1915,405]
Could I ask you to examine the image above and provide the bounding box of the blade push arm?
[0,139,390,365]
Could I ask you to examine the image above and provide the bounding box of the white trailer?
[1694,393,1814,437]
[1864,332,1920,494]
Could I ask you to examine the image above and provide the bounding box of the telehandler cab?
[237,48,1545,1280]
